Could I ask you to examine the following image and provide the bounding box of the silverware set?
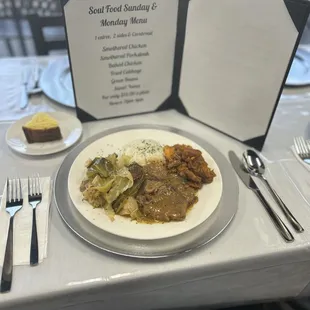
[229,150,303,242]
[20,65,42,110]
[1,176,42,293]
[294,136,310,164]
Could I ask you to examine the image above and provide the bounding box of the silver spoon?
[243,149,304,233]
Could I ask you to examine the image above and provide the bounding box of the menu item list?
[63,0,178,119]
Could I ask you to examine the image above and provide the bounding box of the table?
[0,56,310,310]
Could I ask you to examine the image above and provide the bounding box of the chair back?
[27,14,66,55]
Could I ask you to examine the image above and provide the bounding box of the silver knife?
[20,69,30,109]
[228,150,294,242]
[28,65,42,95]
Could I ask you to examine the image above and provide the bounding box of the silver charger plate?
[54,125,239,258]
[39,56,75,108]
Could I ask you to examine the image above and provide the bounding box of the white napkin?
[0,61,55,121]
[291,145,310,172]
[0,177,52,266]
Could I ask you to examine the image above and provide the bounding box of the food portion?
[22,113,62,143]
[80,140,216,223]
[121,139,164,166]
[164,144,216,188]
[80,154,134,221]
[136,162,197,222]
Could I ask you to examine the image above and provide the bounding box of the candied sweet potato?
[164,144,216,187]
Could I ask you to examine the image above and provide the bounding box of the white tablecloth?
[0,57,310,310]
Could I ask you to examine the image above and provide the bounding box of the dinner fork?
[1,178,23,293]
[294,136,310,164]
[28,176,42,266]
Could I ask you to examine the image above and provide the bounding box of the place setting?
[53,124,306,261]
[0,56,76,124]
[0,61,55,122]
[2,0,310,308]
[5,0,307,258]
[19,58,75,110]
[20,56,75,110]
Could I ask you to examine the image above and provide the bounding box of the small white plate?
[6,112,83,156]
[68,129,223,240]
[40,57,75,108]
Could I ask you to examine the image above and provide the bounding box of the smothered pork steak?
[136,162,198,222]
[80,140,216,223]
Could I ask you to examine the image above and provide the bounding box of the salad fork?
[294,136,310,164]
[1,178,23,293]
[28,176,42,266]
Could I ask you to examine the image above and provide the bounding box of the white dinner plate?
[40,57,75,108]
[6,112,83,156]
[68,129,223,240]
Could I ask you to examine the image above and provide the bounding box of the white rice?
[120,139,165,166]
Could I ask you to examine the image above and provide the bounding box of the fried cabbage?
[118,196,143,220]
[112,163,145,213]
[80,154,134,221]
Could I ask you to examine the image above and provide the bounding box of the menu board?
[62,0,178,120]
[62,0,310,150]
